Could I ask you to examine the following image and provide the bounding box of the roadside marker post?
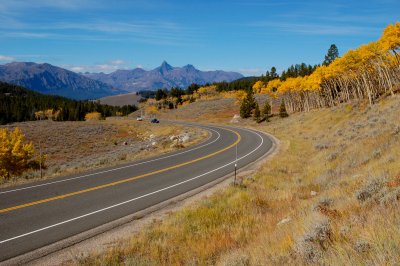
[234,144,238,185]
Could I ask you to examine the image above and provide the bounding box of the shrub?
[355,176,387,203]
[295,218,332,263]
[85,112,102,121]
[314,143,329,151]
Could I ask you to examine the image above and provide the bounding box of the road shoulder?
[2,127,279,266]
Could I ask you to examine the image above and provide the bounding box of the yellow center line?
[0,129,241,214]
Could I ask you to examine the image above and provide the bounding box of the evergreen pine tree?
[253,102,261,122]
[262,100,271,121]
[323,44,339,66]
[240,99,251,118]
[279,99,289,118]
[240,92,256,119]
[246,91,256,109]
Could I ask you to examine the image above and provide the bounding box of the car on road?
[136,116,143,121]
[150,118,159,123]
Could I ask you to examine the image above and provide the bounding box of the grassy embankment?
[80,95,400,265]
[0,118,207,187]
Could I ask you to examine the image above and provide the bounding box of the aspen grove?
[253,22,400,113]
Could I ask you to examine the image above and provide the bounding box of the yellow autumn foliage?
[252,80,264,94]
[85,112,102,121]
[257,22,400,112]
[35,109,61,121]
[379,22,400,53]
[145,105,159,115]
[262,79,281,98]
[233,90,248,104]
[0,128,38,180]
[197,85,219,99]
[44,109,54,120]
[34,111,46,120]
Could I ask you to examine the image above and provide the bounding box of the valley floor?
[78,95,400,265]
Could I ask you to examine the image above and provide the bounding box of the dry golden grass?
[76,95,400,265]
[0,117,207,187]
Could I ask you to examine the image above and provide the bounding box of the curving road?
[0,123,274,263]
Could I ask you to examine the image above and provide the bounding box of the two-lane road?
[0,123,274,262]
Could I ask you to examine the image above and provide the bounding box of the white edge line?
[0,127,220,195]
[0,129,265,244]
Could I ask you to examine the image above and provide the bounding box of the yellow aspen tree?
[263,79,281,98]
[53,109,61,121]
[34,111,45,120]
[234,90,248,105]
[85,112,102,121]
[0,128,37,180]
[257,23,399,113]
[44,109,54,120]
[379,22,400,59]
[252,80,264,94]
[145,105,159,116]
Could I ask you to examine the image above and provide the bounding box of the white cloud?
[248,21,380,36]
[2,31,51,38]
[238,68,265,76]
[70,66,85,72]
[0,0,97,12]
[109,59,125,65]
[64,60,130,73]
[0,19,192,46]
[0,55,15,61]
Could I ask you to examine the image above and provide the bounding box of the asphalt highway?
[0,123,274,262]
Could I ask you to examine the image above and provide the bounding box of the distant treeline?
[137,62,319,99]
[0,82,137,125]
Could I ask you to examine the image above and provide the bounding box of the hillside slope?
[0,62,125,100]
[83,95,400,265]
[99,93,141,107]
[0,82,136,124]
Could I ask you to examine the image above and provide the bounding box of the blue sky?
[0,0,398,76]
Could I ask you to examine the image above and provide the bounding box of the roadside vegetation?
[76,22,400,265]
[75,91,400,266]
[0,127,44,181]
[0,119,207,187]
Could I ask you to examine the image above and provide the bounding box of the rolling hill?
[99,93,141,107]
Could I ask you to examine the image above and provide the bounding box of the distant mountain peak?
[161,60,170,66]
[84,62,243,92]
[0,61,126,100]
[183,64,195,70]
[159,61,173,73]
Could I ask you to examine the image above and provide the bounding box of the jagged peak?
[159,61,173,71]
[183,64,196,70]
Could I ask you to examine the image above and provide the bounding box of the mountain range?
[0,61,243,100]
[84,61,243,92]
[0,62,125,100]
